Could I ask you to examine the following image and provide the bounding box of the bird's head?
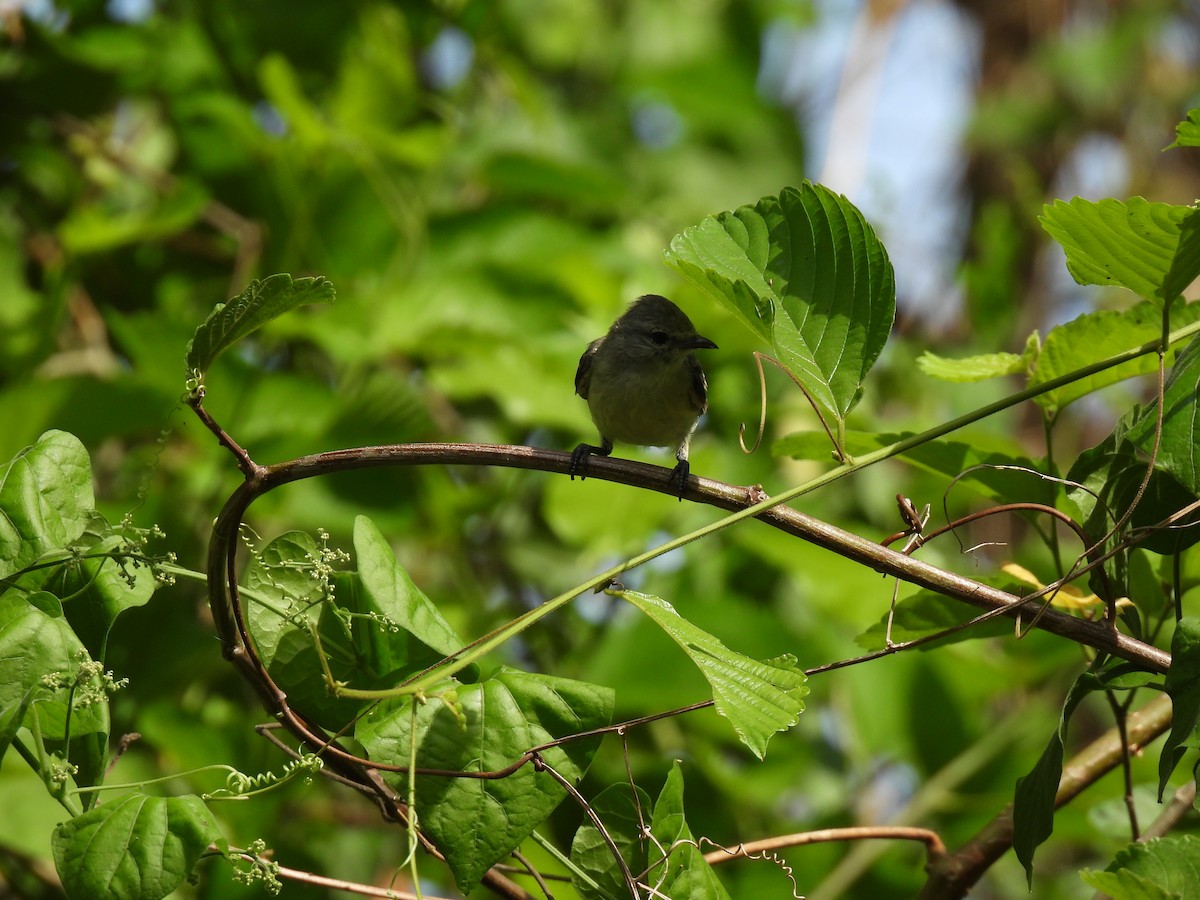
[612,294,718,361]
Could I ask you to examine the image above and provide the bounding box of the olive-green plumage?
[570,294,717,495]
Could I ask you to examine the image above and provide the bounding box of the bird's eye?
[649,331,669,345]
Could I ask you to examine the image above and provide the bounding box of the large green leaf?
[666,183,895,418]
[52,794,220,900]
[0,431,95,580]
[244,531,363,728]
[185,273,335,378]
[618,590,807,759]
[1031,301,1200,419]
[59,534,157,659]
[352,514,465,669]
[646,764,730,899]
[1157,618,1200,799]
[355,669,613,892]
[1040,198,1200,307]
[245,520,472,730]
[0,592,108,748]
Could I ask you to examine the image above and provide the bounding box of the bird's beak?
[682,334,718,351]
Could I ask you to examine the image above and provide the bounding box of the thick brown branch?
[209,441,1171,675]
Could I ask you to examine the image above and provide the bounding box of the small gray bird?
[570,294,717,496]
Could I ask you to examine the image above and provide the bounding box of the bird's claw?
[668,459,690,500]
[570,442,610,481]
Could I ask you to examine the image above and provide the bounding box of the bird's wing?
[687,355,708,415]
[575,339,600,398]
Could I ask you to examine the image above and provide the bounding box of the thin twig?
[702,826,945,866]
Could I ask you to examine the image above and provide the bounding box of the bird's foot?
[668,459,691,500]
[570,443,609,481]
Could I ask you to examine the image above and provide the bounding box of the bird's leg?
[570,436,612,481]
[668,439,692,500]
[667,460,690,499]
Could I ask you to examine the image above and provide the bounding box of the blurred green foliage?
[3,1,1200,898]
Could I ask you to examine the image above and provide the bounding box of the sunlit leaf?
[1031,300,1200,418]
[0,431,95,580]
[352,514,465,666]
[1081,835,1200,899]
[0,592,98,761]
[618,590,807,759]
[1040,198,1200,307]
[245,521,473,731]
[356,669,613,892]
[185,274,335,378]
[666,183,895,418]
[52,794,220,900]
[916,350,1026,382]
[1167,107,1200,149]
[59,535,157,659]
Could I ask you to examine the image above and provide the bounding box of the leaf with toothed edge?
[185,273,335,378]
[666,183,896,420]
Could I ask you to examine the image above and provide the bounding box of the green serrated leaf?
[1082,835,1200,899]
[916,350,1025,382]
[356,669,613,892]
[1081,868,1177,900]
[647,763,730,899]
[185,273,335,378]
[570,784,652,900]
[666,182,895,419]
[1157,618,1200,799]
[52,794,220,900]
[1032,301,1200,418]
[1040,198,1200,307]
[618,590,807,758]
[0,431,95,580]
[1167,107,1200,150]
[1013,673,1100,885]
